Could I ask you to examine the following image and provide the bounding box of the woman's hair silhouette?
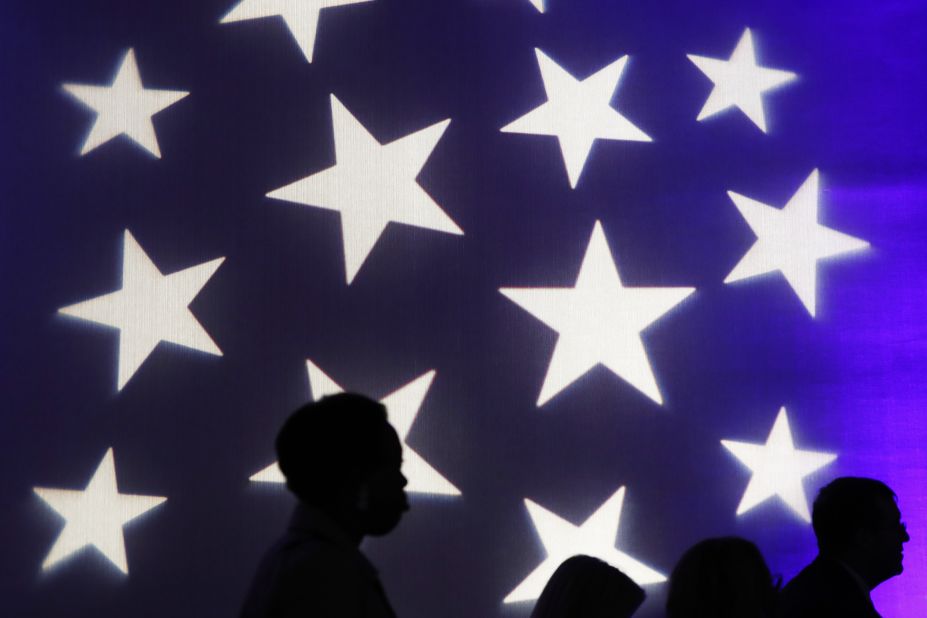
[531,555,645,618]
[666,536,778,618]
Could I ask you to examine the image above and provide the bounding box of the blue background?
[1,0,924,616]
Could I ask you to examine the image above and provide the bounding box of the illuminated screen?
[2,0,925,616]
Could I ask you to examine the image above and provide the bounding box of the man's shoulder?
[778,558,875,618]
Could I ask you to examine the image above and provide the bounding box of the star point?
[724,169,869,317]
[687,28,796,132]
[267,95,462,284]
[504,487,665,604]
[58,230,224,391]
[221,0,375,63]
[33,448,166,574]
[501,49,650,188]
[251,360,460,496]
[500,221,694,407]
[722,407,836,522]
[62,48,188,158]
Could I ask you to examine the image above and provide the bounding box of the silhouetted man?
[778,477,909,618]
[241,393,409,617]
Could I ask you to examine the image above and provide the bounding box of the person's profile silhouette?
[530,555,645,618]
[240,393,409,617]
[666,536,778,618]
[778,477,909,618]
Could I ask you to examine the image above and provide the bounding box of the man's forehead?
[875,495,901,521]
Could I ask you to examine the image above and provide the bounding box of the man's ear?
[853,526,876,551]
[355,482,370,512]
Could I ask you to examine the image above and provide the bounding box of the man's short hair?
[812,477,897,554]
[275,393,389,505]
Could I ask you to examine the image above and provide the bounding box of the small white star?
[722,407,837,522]
[33,448,166,574]
[724,169,869,317]
[687,28,796,132]
[504,487,665,604]
[500,221,694,406]
[221,0,374,63]
[267,95,463,284]
[62,49,188,157]
[58,230,224,391]
[501,49,651,188]
[251,359,460,496]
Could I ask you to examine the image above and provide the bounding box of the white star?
[251,359,460,496]
[500,221,694,406]
[687,28,796,132]
[527,0,546,13]
[724,169,869,317]
[501,49,650,189]
[58,230,224,391]
[267,95,463,284]
[722,407,836,522]
[504,487,665,604]
[62,49,188,158]
[220,0,374,63]
[33,448,166,574]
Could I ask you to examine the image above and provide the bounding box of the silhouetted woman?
[531,555,645,618]
[666,537,778,618]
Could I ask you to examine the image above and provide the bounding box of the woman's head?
[531,555,645,618]
[666,537,778,618]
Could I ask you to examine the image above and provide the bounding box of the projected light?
[724,169,870,317]
[501,221,694,406]
[220,0,375,63]
[527,0,546,13]
[62,48,188,158]
[501,49,651,189]
[58,230,224,391]
[250,359,461,496]
[687,28,796,133]
[33,448,166,575]
[722,407,837,522]
[504,486,665,604]
[267,94,463,284]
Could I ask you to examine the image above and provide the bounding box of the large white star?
[724,169,869,317]
[500,221,694,406]
[62,49,188,158]
[501,49,651,189]
[267,95,463,284]
[251,359,460,496]
[58,230,224,391]
[221,0,374,63]
[687,28,796,133]
[504,487,665,604]
[722,407,836,522]
[33,448,166,574]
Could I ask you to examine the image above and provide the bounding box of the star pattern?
[688,28,796,132]
[58,230,224,390]
[267,95,463,284]
[504,487,666,604]
[722,407,837,522]
[221,0,375,63]
[724,169,869,317]
[501,49,651,188]
[62,49,189,158]
[501,221,694,406]
[251,359,460,496]
[33,448,166,574]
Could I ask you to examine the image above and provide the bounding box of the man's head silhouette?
[275,393,409,538]
[812,477,909,589]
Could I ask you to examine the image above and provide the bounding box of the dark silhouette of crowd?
[241,394,910,617]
